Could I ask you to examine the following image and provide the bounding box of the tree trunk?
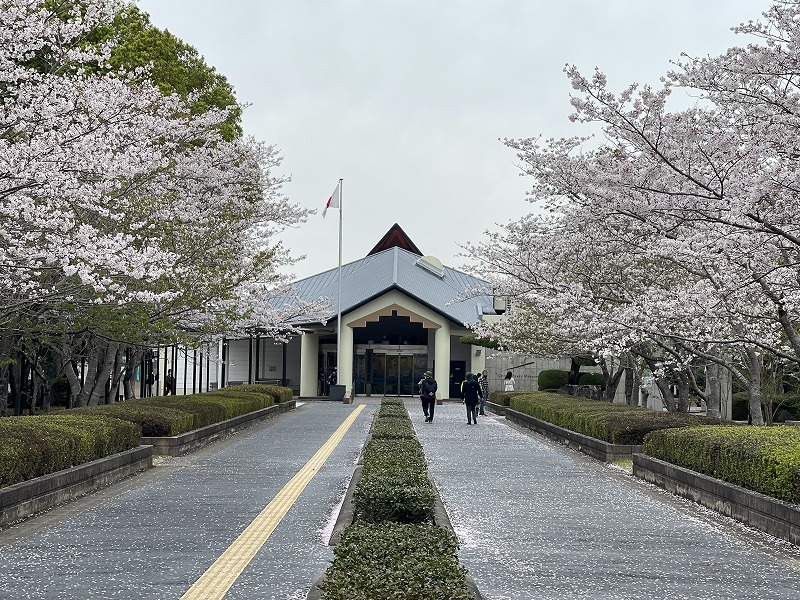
[0,332,13,417]
[87,342,119,406]
[123,348,145,401]
[599,356,625,402]
[655,377,676,412]
[624,365,637,406]
[744,346,765,426]
[75,345,101,407]
[676,371,690,413]
[705,363,721,419]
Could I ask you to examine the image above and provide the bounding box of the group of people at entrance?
[419,369,513,424]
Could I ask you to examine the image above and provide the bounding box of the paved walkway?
[1,399,799,599]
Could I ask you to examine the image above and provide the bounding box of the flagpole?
[336,178,343,385]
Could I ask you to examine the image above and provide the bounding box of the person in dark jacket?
[419,371,437,422]
[462,372,481,424]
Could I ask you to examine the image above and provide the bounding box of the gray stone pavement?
[412,400,800,600]
[2,398,800,599]
[0,401,376,600]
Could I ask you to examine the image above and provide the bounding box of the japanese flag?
[322,182,340,218]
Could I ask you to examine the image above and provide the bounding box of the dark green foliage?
[510,392,724,444]
[377,403,410,420]
[489,390,523,406]
[322,398,472,598]
[319,523,473,600]
[353,471,436,524]
[73,384,286,436]
[0,415,139,488]
[0,385,291,486]
[644,426,800,504]
[538,369,569,390]
[577,372,605,387]
[370,417,416,440]
[732,391,749,421]
[355,405,434,523]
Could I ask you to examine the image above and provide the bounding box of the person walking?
[164,369,176,396]
[462,372,481,424]
[478,369,489,415]
[504,371,516,392]
[419,371,437,422]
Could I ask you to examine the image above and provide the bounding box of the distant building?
[222,224,494,399]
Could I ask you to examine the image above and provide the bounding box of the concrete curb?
[0,445,153,527]
[633,453,800,545]
[141,400,296,456]
[505,408,644,462]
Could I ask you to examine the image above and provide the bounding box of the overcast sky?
[136,1,765,281]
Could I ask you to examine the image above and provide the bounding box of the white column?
[299,332,319,397]
[434,324,450,399]
[340,325,354,398]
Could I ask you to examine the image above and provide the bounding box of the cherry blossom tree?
[466,1,800,425]
[0,0,327,411]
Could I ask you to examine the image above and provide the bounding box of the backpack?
[421,378,437,397]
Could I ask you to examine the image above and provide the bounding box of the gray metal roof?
[289,247,495,326]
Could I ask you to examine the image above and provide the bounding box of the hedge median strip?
[316,398,475,600]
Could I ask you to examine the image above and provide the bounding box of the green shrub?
[354,471,435,523]
[538,369,569,390]
[371,417,416,439]
[489,390,524,407]
[319,523,473,600]
[73,384,288,436]
[510,391,724,444]
[644,425,800,503]
[577,372,605,387]
[0,415,139,488]
[356,404,434,523]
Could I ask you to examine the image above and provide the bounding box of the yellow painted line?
[181,403,366,600]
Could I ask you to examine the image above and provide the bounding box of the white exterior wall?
[169,344,219,396]
[226,339,251,384]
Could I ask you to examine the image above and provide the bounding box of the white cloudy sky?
[136,0,765,280]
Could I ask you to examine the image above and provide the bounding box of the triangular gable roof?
[368,223,422,256]
[289,246,494,327]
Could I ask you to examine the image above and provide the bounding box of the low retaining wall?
[633,454,800,546]
[0,445,153,527]
[505,408,643,462]
[487,401,508,416]
[141,400,296,456]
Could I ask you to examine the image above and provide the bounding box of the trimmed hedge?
[510,391,724,445]
[0,384,292,486]
[644,425,800,504]
[489,390,524,407]
[72,384,289,436]
[322,397,474,599]
[538,369,569,390]
[354,405,435,523]
[0,415,139,488]
[319,523,472,600]
[577,372,605,387]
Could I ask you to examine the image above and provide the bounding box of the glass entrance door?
[354,346,427,396]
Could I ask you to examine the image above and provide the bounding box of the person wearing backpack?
[462,372,482,424]
[419,371,438,423]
